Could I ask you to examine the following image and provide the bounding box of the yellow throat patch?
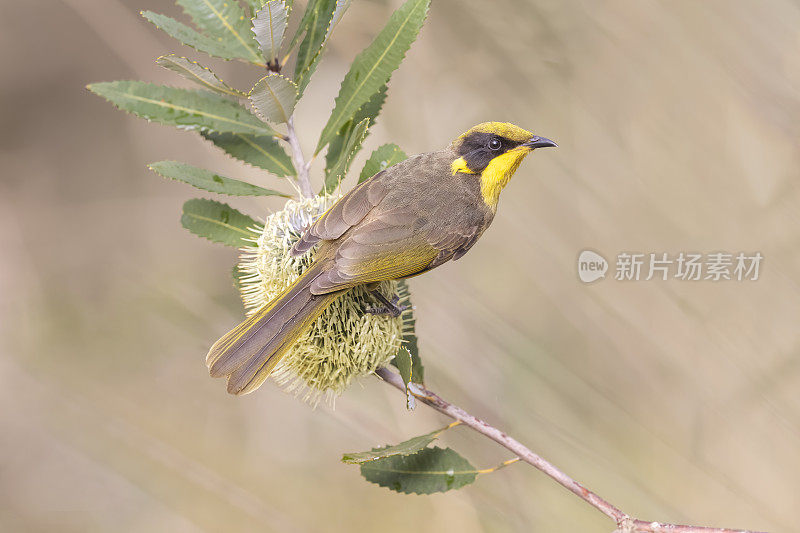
[479,147,530,210]
[450,147,531,210]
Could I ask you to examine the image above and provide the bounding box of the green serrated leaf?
[321,118,369,194]
[201,132,295,176]
[149,161,289,197]
[395,280,423,383]
[316,0,430,153]
[291,0,348,97]
[395,347,413,390]
[142,11,240,60]
[394,346,415,409]
[286,0,318,52]
[342,423,454,464]
[88,81,275,136]
[181,198,257,247]
[325,0,350,41]
[360,447,478,495]
[292,0,338,96]
[249,74,297,123]
[253,1,288,64]
[248,0,294,16]
[405,334,424,384]
[176,0,263,64]
[156,55,244,98]
[325,86,386,177]
[359,143,407,183]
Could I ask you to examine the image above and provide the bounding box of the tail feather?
[206,261,338,395]
[226,292,336,395]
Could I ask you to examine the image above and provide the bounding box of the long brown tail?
[206,261,338,395]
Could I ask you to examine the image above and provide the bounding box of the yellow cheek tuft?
[480,148,530,210]
[451,157,476,175]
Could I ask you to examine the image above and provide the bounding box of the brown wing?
[309,214,440,293]
[308,199,489,295]
[427,223,483,268]
[293,151,492,294]
[291,175,389,255]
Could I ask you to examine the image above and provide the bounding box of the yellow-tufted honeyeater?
[207,122,556,394]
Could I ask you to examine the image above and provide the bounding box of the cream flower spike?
[236,194,405,406]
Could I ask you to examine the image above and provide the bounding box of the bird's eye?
[488,138,502,151]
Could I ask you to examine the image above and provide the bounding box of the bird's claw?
[366,294,409,317]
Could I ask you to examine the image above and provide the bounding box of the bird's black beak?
[523,136,557,149]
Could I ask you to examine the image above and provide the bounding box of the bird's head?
[450,122,556,210]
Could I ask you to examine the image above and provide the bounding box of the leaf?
[175,0,263,64]
[394,347,415,409]
[142,11,242,60]
[291,0,349,98]
[395,347,413,391]
[249,74,297,123]
[342,423,454,464]
[149,161,289,197]
[252,1,288,64]
[359,143,407,183]
[325,86,387,178]
[181,198,258,247]
[247,0,294,16]
[156,55,243,98]
[321,118,369,194]
[292,0,338,96]
[405,333,424,384]
[394,280,423,383]
[286,0,316,52]
[201,132,295,176]
[325,0,350,41]
[316,0,430,153]
[360,447,478,494]
[88,81,276,136]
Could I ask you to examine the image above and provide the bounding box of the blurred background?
[1,0,799,531]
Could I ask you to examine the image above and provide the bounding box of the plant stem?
[286,112,758,533]
[286,116,314,198]
[374,366,764,533]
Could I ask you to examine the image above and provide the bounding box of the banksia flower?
[237,195,407,404]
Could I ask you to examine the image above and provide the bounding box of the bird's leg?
[366,289,409,318]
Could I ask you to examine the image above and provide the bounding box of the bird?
[206,122,557,395]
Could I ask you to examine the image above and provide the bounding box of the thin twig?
[284,109,760,533]
[285,116,314,198]
[374,366,765,533]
